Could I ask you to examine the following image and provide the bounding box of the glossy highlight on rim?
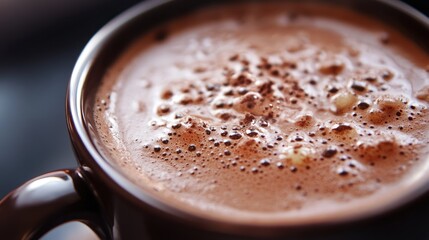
[67,0,429,234]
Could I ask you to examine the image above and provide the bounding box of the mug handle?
[0,169,110,240]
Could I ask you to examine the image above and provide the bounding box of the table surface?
[0,0,427,239]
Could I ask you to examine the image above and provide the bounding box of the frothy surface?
[94,3,429,221]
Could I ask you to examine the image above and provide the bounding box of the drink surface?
[94,3,429,222]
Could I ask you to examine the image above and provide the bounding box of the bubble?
[161,89,173,99]
[238,87,249,95]
[206,83,220,91]
[229,132,242,140]
[245,128,258,137]
[293,136,304,142]
[224,89,234,96]
[188,144,197,151]
[327,85,339,94]
[349,81,367,92]
[259,120,269,127]
[308,78,317,85]
[229,54,239,61]
[337,168,348,176]
[322,147,337,158]
[331,123,353,132]
[232,125,242,131]
[260,159,271,166]
[357,101,370,110]
[214,101,226,108]
[318,59,344,75]
[154,146,161,152]
[157,104,171,115]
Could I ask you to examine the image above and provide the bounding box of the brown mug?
[1,0,429,239]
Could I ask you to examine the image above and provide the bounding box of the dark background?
[0,0,140,196]
[0,0,428,239]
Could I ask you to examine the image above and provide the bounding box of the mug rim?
[67,0,429,233]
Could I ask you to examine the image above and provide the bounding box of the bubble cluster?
[94,4,429,215]
[138,41,429,201]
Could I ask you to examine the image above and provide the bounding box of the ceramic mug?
[1,0,429,239]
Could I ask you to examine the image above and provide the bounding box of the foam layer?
[93,3,429,221]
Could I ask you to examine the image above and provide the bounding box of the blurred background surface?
[0,0,427,239]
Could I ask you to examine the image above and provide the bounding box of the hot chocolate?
[93,3,429,223]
